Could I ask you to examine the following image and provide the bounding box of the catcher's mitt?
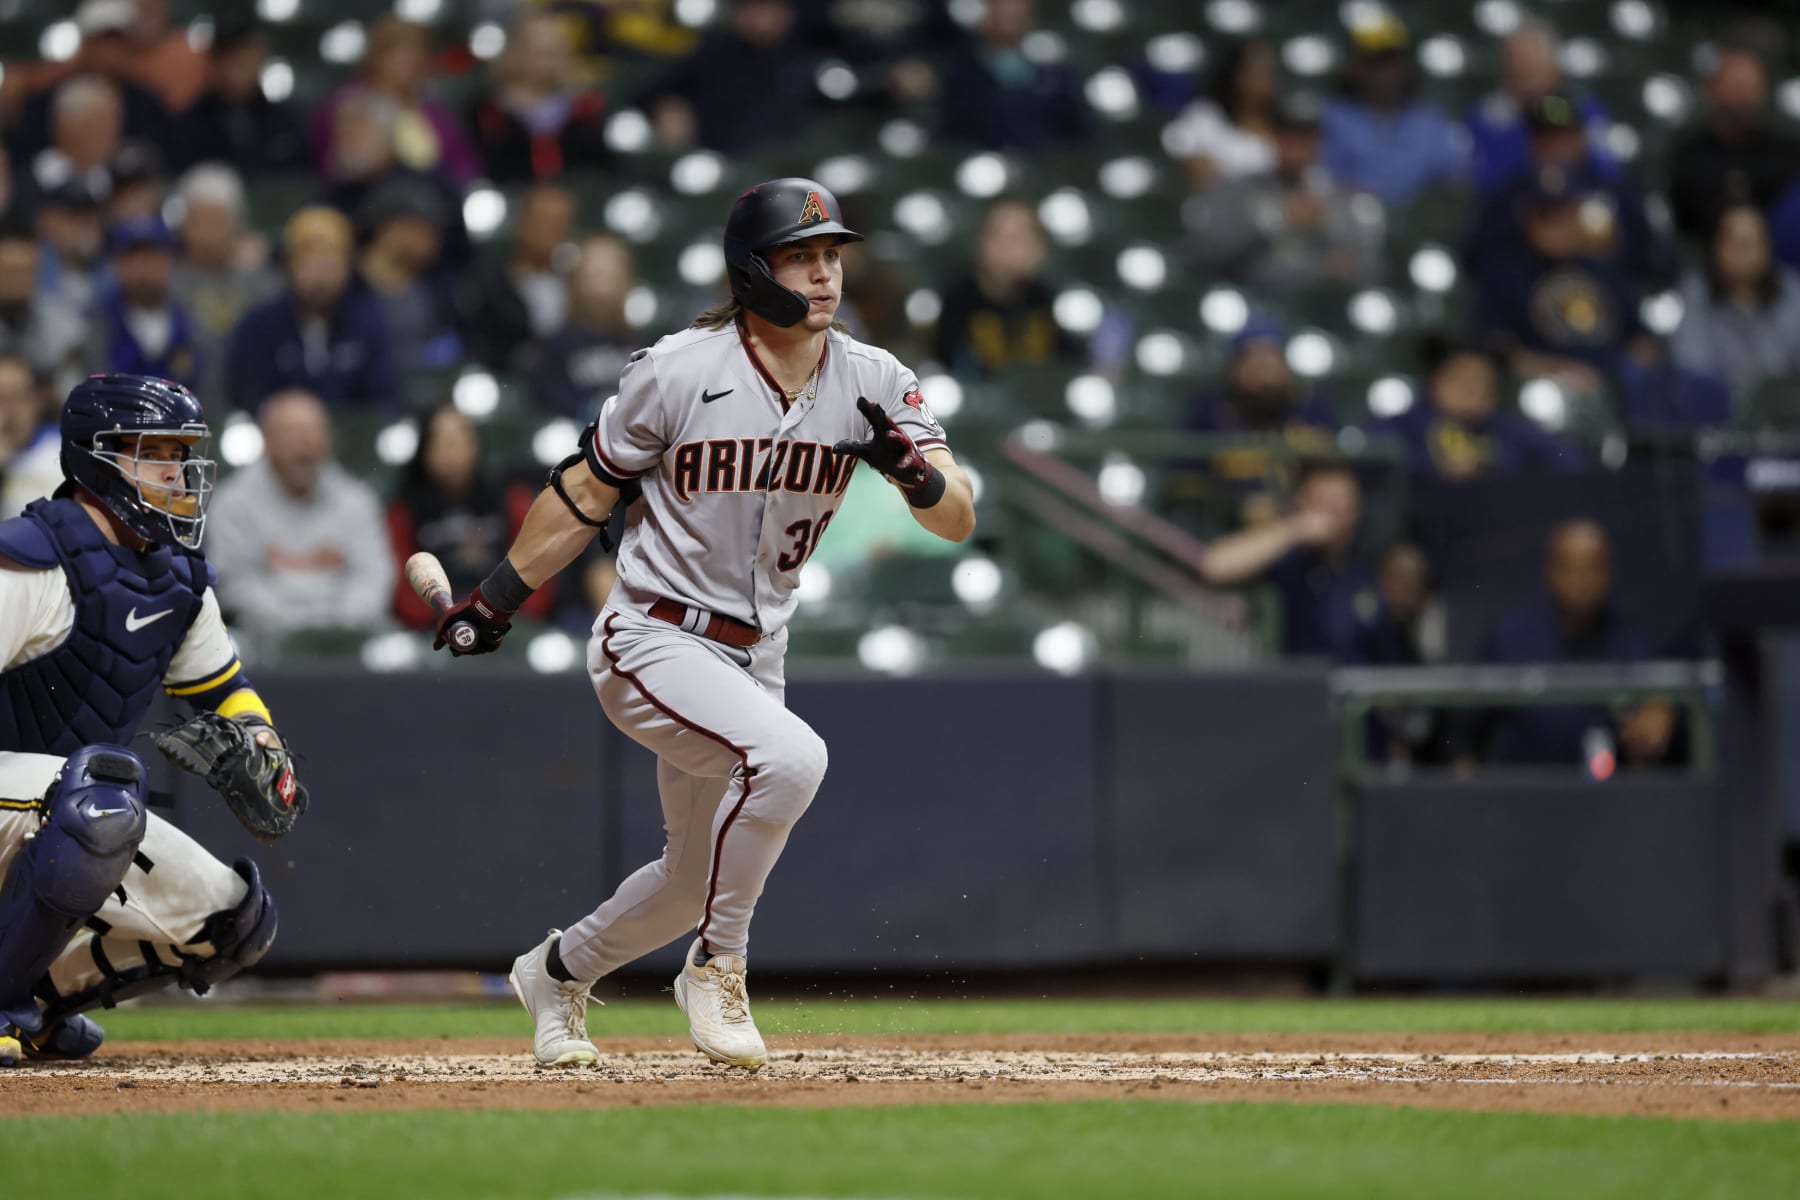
[151,713,307,843]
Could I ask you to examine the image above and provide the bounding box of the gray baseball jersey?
[590,321,949,635]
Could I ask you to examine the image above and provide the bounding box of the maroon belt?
[649,598,761,648]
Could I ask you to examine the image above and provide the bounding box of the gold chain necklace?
[782,361,821,402]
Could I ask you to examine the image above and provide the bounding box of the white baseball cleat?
[673,937,767,1069]
[509,929,600,1067]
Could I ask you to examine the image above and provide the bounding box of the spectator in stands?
[0,355,60,518]
[0,215,87,395]
[1466,19,1614,194]
[469,9,610,183]
[31,176,107,316]
[88,215,201,389]
[7,2,170,165]
[169,24,310,177]
[1199,459,1375,659]
[321,90,472,272]
[1468,93,1664,286]
[206,388,395,636]
[311,17,482,189]
[169,164,280,406]
[1164,37,1279,189]
[22,75,123,220]
[637,0,821,154]
[1320,13,1465,206]
[1186,92,1384,291]
[0,147,12,218]
[932,196,1077,377]
[355,178,461,371]
[1353,542,1451,764]
[535,234,641,420]
[460,184,577,377]
[123,0,207,115]
[386,403,555,631]
[104,141,165,224]
[226,206,398,411]
[1671,204,1800,394]
[937,0,1090,153]
[1463,520,1654,767]
[1473,166,1649,397]
[1378,333,1580,480]
[1669,48,1800,241]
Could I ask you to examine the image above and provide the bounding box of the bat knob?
[450,623,478,651]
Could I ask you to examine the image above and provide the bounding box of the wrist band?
[903,463,948,509]
[480,558,535,614]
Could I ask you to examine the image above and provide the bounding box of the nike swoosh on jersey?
[125,607,175,633]
[701,388,734,404]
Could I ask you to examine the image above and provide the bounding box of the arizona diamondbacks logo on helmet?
[798,191,830,225]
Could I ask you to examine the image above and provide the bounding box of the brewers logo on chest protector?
[586,322,948,636]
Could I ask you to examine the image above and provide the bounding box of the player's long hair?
[692,299,848,333]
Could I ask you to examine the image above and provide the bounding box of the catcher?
[0,374,304,1067]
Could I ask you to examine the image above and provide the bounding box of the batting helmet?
[61,374,215,550]
[724,178,864,327]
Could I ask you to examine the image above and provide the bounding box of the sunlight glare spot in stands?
[1206,0,1261,35]
[953,557,1003,612]
[1053,288,1105,334]
[1034,622,1096,675]
[1085,68,1140,120]
[920,373,964,419]
[219,418,264,468]
[957,154,1010,199]
[1098,156,1156,199]
[1337,426,1367,454]
[675,0,717,27]
[1200,287,1249,334]
[186,19,214,52]
[532,419,579,467]
[947,0,985,29]
[1135,331,1185,376]
[963,463,984,503]
[1559,38,1606,79]
[606,189,663,242]
[1018,420,1059,452]
[1641,291,1684,336]
[794,562,833,606]
[1419,35,1465,78]
[671,151,725,194]
[1642,75,1689,122]
[625,288,658,327]
[361,632,421,673]
[1286,332,1335,378]
[259,60,294,103]
[816,155,873,196]
[1519,379,1569,429]
[1780,80,1800,122]
[40,23,79,62]
[1409,245,1457,293]
[1367,376,1414,418]
[1473,0,1521,37]
[463,188,507,238]
[1040,189,1093,246]
[1610,0,1656,40]
[1066,375,1118,427]
[1117,245,1167,291]
[1338,2,1389,30]
[527,631,580,674]
[375,421,418,466]
[879,119,927,158]
[1348,289,1398,335]
[397,0,442,22]
[1282,36,1336,78]
[469,23,506,61]
[1097,456,1147,507]
[1145,33,1204,75]
[859,626,925,675]
[1022,31,1067,66]
[817,61,858,101]
[320,22,367,66]
[257,0,301,23]
[893,192,951,244]
[679,243,726,287]
[1072,0,1126,34]
[453,371,500,419]
[605,110,653,154]
[904,288,942,327]
[1605,123,1641,161]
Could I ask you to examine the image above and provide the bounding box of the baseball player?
[434,178,974,1068]
[0,374,304,1067]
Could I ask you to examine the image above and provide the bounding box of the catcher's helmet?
[724,178,863,327]
[61,374,215,549]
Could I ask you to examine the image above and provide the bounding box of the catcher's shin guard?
[38,857,278,1024]
[0,747,147,1009]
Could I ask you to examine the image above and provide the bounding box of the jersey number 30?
[777,511,836,571]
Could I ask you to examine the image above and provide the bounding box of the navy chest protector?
[0,498,211,755]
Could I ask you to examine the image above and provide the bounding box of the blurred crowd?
[0,0,1792,774]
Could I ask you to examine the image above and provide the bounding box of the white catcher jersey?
[590,321,949,635]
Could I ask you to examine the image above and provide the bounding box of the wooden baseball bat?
[405,552,478,650]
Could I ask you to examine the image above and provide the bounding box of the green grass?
[96,995,1800,1042]
[7,1102,1797,1200]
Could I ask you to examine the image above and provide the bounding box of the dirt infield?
[5,1033,1798,1122]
